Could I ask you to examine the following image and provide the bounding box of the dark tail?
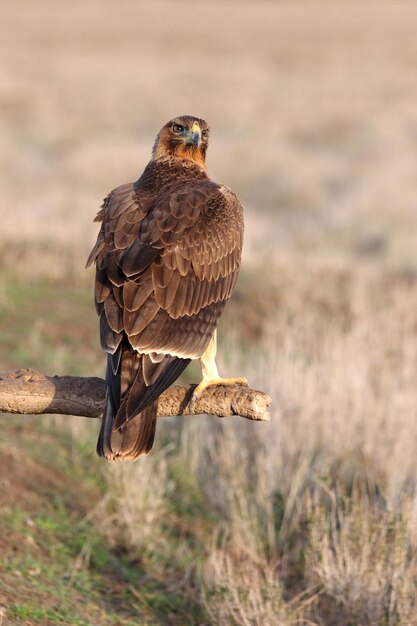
[97,344,190,461]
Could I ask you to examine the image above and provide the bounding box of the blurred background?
[1,2,417,625]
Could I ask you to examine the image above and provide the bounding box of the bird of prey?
[86,115,246,460]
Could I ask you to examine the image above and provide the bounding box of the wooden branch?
[0,369,271,422]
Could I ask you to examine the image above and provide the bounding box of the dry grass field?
[1,1,417,624]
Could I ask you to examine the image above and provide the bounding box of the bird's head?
[152,115,210,167]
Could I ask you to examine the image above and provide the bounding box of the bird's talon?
[187,377,248,412]
[188,392,201,412]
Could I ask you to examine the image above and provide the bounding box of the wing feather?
[124,273,154,312]
[104,293,124,333]
[88,177,243,363]
[124,294,160,335]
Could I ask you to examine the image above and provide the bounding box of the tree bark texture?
[0,369,271,422]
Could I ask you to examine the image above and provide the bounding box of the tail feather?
[96,393,116,459]
[97,344,190,461]
[96,351,121,458]
[108,403,157,460]
[124,354,191,424]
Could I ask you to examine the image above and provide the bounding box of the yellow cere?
[191,122,201,134]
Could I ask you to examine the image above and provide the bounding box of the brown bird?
[86,115,246,460]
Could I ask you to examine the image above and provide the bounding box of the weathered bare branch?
[0,369,271,422]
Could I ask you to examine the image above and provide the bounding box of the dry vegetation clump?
[203,546,317,626]
[195,268,417,623]
[307,493,417,626]
[98,446,174,559]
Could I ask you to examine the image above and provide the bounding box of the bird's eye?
[201,130,209,139]
[172,124,184,133]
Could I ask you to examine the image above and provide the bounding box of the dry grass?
[2,1,417,623]
[92,265,417,623]
[307,493,417,625]
[1,1,417,269]
[203,546,317,626]
[100,446,174,559]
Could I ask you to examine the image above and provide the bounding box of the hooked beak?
[189,131,201,147]
[186,122,201,148]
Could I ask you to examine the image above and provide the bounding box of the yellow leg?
[188,331,248,410]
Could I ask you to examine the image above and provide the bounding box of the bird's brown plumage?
[87,115,244,460]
